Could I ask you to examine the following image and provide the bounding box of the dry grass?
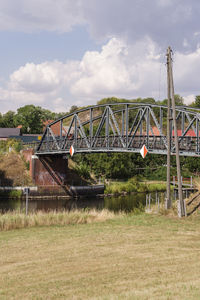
[0,209,117,231]
[1,213,200,299]
[0,153,31,186]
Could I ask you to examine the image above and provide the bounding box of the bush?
[74,163,91,180]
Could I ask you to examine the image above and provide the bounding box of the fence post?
[146,194,148,209]
[190,176,192,188]
[149,194,151,210]
[184,200,187,217]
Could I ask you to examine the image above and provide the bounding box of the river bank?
[105,178,169,194]
[0,179,170,199]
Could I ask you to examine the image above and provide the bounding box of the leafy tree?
[69,105,78,113]
[0,113,3,127]
[195,95,200,107]
[1,111,16,127]
[174,94,184,106]
[14,105,44,134]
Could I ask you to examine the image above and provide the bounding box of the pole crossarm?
[34,102,200,157]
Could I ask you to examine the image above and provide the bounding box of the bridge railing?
[35,135,169,154]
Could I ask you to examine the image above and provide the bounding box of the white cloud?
[0,37,163,112]
[0,0,200,52]
[0,0,84,32]
[70,37,162,100]
[10,62,61,93]
[174,48,200,95]
[183,95,195,105]
[1,37,200,113]
[81,0,200,51]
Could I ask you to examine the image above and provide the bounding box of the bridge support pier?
[32,155,69,186]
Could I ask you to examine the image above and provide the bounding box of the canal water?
[0,192,166,213]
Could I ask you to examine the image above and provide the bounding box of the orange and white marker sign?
[140,145,148,158]
[70,145,74,157]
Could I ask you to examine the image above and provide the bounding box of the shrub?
[74,163,91,180]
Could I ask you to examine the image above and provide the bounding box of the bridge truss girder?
[35,103,200,157]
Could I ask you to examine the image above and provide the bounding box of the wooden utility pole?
[166,48,171,209]
[167,46,185,217]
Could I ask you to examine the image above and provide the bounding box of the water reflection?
[0,192,167,213]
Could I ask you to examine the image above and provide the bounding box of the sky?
[1,0,200,113]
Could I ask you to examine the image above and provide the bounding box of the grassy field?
[1,213,200,299]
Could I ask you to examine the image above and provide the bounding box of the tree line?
[0,105,69,134]
[1,94,200,134]
[1,96,200,179]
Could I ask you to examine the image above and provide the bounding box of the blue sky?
[0,27,100,77]
[0,0,200,113]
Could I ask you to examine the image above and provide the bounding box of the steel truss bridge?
[36,103,200,157]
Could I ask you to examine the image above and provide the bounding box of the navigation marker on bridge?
[70,145,74,157]
[140,145,148,159]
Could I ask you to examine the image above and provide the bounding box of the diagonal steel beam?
[92,107,107,147]
[76,114,90,148]
[129,109,141,137]
[108,107,126,148]
[128,107,147,148]
[49,127,60,150]
[144,110,154,137]
[149,107,167,148]
[171,116,196,151]
[61,115,76,149]
[185,112,196,135]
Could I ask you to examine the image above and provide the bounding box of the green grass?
[1,213,200,299]
[105,178,168,194]
[0,189,22,198]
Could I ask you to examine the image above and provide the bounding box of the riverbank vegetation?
[73,152,195,182]
[1,213,200,299]
[0,152,31,186]
[105,177,168,194]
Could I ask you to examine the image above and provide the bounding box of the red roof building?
[172,130,198,137]
[43,120,73,136]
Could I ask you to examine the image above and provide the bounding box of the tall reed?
[0,209,118,231]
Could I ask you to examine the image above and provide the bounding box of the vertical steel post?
[47,127,49,151]
[196,118,199,154]
[125,104,129,147]
[74,115,77,149]
[160,107,163,132]
[168,46,184,217]
[146,107,149,148]
[122,110,124,137]
[106,106,109,149]
[90,108,93,148]
[60,120,63,148]
[140,109,143,135]
[181,112,185,135]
